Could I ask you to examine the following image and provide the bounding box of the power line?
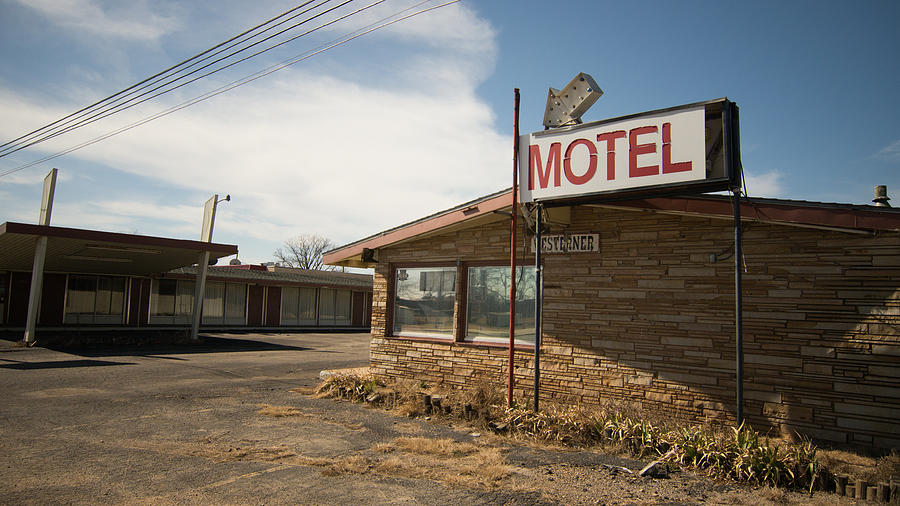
[0,0,355,159]
[0,1,325,157]
[0,0,460,179]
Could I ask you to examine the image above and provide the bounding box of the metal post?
[733,189,744,425]
[508,88,520,407]
[533,203,542,411]
[23,168,57,345]
[190,195,220,341]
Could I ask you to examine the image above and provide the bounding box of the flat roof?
[324,189,900,267]
[0,221,238,276]
[166,265,373,290]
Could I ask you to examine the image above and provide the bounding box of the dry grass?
[312,373,897,495]
[370,437,512,489]
[389,437,480,457]
[257,404,303,417]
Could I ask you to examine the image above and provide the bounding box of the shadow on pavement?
[0,358,136,370]
[44,335,318,359]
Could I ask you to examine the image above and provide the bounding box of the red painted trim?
[324,192,512,264]
[325,190,900,265]
[615,197,900,231]
[0,222,237,255]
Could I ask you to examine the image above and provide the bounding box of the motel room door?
[351,292,366,326]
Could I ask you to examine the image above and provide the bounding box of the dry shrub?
[315,373,382,402]
[312,375,883,494]
[257,404,302,417]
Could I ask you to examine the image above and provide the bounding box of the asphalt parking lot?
[0,332,843,505]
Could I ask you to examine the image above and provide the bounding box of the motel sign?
[519,99,739,203]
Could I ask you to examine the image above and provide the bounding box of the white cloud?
[873,139,900,163]
[0,2,508,262]
[743,170,785,198]
[15,0,179,41]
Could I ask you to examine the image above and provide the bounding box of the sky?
[1,0,898,265]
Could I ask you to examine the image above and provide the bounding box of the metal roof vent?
[873,185,891,207]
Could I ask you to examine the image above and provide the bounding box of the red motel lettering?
[528,122,692,189]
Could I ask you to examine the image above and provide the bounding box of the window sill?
[458,340,535,352]
[385,334,534,351]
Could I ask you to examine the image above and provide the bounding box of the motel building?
[0,222,373,344]
[324,99,900,451]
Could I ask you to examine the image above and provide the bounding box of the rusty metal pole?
[533,203,542,412]
[508,89,520,407]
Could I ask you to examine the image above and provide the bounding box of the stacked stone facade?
[369,205,900,450]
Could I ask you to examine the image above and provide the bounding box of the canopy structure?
[0,222,238,275]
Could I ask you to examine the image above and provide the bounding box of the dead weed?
[257,404,303,417]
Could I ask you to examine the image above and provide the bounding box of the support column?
[23,168,57,346]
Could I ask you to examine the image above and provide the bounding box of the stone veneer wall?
[369,205,900,450]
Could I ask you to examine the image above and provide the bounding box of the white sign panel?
[519,105,706,203]
[530,234,599,254]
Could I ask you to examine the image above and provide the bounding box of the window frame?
[64,274,128,324]
[390,262,459,340]
[387,260,536,349]
[463,263,537,346]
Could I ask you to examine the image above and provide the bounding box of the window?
[65,275,127,324]
[202,282,246,325]
[393,267,456,339]
[281,286,317,325]
[466,266,536,345]
[203,282,225,320]
[150,279,193,324]
[319,288,352,326]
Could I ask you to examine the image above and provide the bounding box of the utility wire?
[0,0,460,179]
[0,0,356,159]
[0,1,324,156]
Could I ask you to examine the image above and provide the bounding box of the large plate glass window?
[281,286,317,326]
[393,267,456,339]
[202,282,246,325]
[150,278,194,324]
[466,266,536,345]
[65,275,127,324]
[319,288,352,326]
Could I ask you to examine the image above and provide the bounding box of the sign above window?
[519,98,740,204]
[530,234,599,254]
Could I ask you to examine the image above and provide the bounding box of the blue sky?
[1,0,898,264]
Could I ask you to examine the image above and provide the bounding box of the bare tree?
[273,233,336,270]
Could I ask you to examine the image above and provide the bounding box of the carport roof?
[0,221,238,276]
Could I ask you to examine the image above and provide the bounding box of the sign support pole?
[508,89,520,407]
[733,188,744,425]
[723,101,744,426]
[23,168,57,346]
[190,195,219,342]
[533,203,542,411]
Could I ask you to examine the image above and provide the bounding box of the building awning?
[0,222,238,276]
